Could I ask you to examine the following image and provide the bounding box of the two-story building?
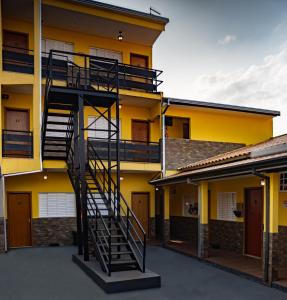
[0,0,286,290]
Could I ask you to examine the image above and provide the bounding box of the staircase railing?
[87,139,146,272]
[67,145,113,275]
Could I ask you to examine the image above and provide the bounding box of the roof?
[69,0,169,25]
[180,134,287,171]
[151,134,287,185]
[163,98,280,117]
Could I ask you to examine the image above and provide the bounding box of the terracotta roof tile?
[179,134,287,171]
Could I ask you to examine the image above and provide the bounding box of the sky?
[101,0,287,135]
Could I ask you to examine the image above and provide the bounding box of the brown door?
[132,120,149,143]
[8,193,32,248]
[3,30,28,53]
[130,54,149,85]
[245,188,263,257]
[6,109,29,132]
[132,193,149,239]
[5,109,30,157]
[183,122,190,139]
[130,54,148,69]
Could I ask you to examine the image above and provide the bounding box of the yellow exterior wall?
[118,173,156,218]
[166,106,273,145]
[209,176,260,222]
[5,172,73,218]
[84,104,160,142]
[5,171,155,219]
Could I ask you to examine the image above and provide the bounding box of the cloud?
[217,35,237,45]
[190,47,287,135]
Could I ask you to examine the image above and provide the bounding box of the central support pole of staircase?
[74,107,83,256]
[79,94,89,261]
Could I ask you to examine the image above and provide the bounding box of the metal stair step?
[110,259,137,266]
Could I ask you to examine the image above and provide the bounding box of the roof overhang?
[151,153,287,186]
[163,98,280,117]
[2,0,169,46]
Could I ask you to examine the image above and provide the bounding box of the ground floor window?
[39,193,76,218]
[217,192,237,221]
[280,172,287,191]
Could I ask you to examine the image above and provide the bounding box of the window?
[280,172,287,191]
[88,116,121,139]
[42,38,74,61]
[39,193,76,218]
[90,48,122,63]
[217,192,237,221]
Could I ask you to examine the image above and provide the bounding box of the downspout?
[161,99,170,178]
[253,171,270,283]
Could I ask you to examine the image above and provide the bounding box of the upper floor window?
[42,38,74,61]
[280,172,287,191]
[90,47,122,63]
[88,116,121,140]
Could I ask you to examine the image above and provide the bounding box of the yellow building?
[0,0,284,286]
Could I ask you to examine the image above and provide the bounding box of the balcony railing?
[89,138,161,163]
[2,46,163,93]
[2,129,33,158]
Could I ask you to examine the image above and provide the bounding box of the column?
[198,181,209,258]
[33,0,41,165]
[163,186,170,242]
[263,173,280,283]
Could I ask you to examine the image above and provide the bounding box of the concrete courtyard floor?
[0,246,286,300]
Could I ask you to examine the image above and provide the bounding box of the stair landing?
[72,254,161,293]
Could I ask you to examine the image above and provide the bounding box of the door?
[245,188,263,257]
[132,193,149,239]
[3,30,28,53]
[8,193,32,248]
[5,109,30,157]
[6,109,29,132]
[132,120,149,143]
[183,122,190,139]
[130,54,148,69]
[130,54,149,85]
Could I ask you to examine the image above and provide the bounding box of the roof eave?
[69,0,170,25]
[163,98,280,117]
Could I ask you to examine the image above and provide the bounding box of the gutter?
[253,171,270,284]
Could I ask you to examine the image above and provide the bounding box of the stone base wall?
[209,220,244,253]
[263,232,280,283]
[0,218,5,253]
[166,138,245,170]
[170,216,198,245]
[279,226,287,268]
[199,224,209,258]
[32,217,76,246]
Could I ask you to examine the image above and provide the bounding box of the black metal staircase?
[42,50,146,276]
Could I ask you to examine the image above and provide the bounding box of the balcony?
[89,138,161,163]
[2,46,163,93]
[2,130,33,158]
